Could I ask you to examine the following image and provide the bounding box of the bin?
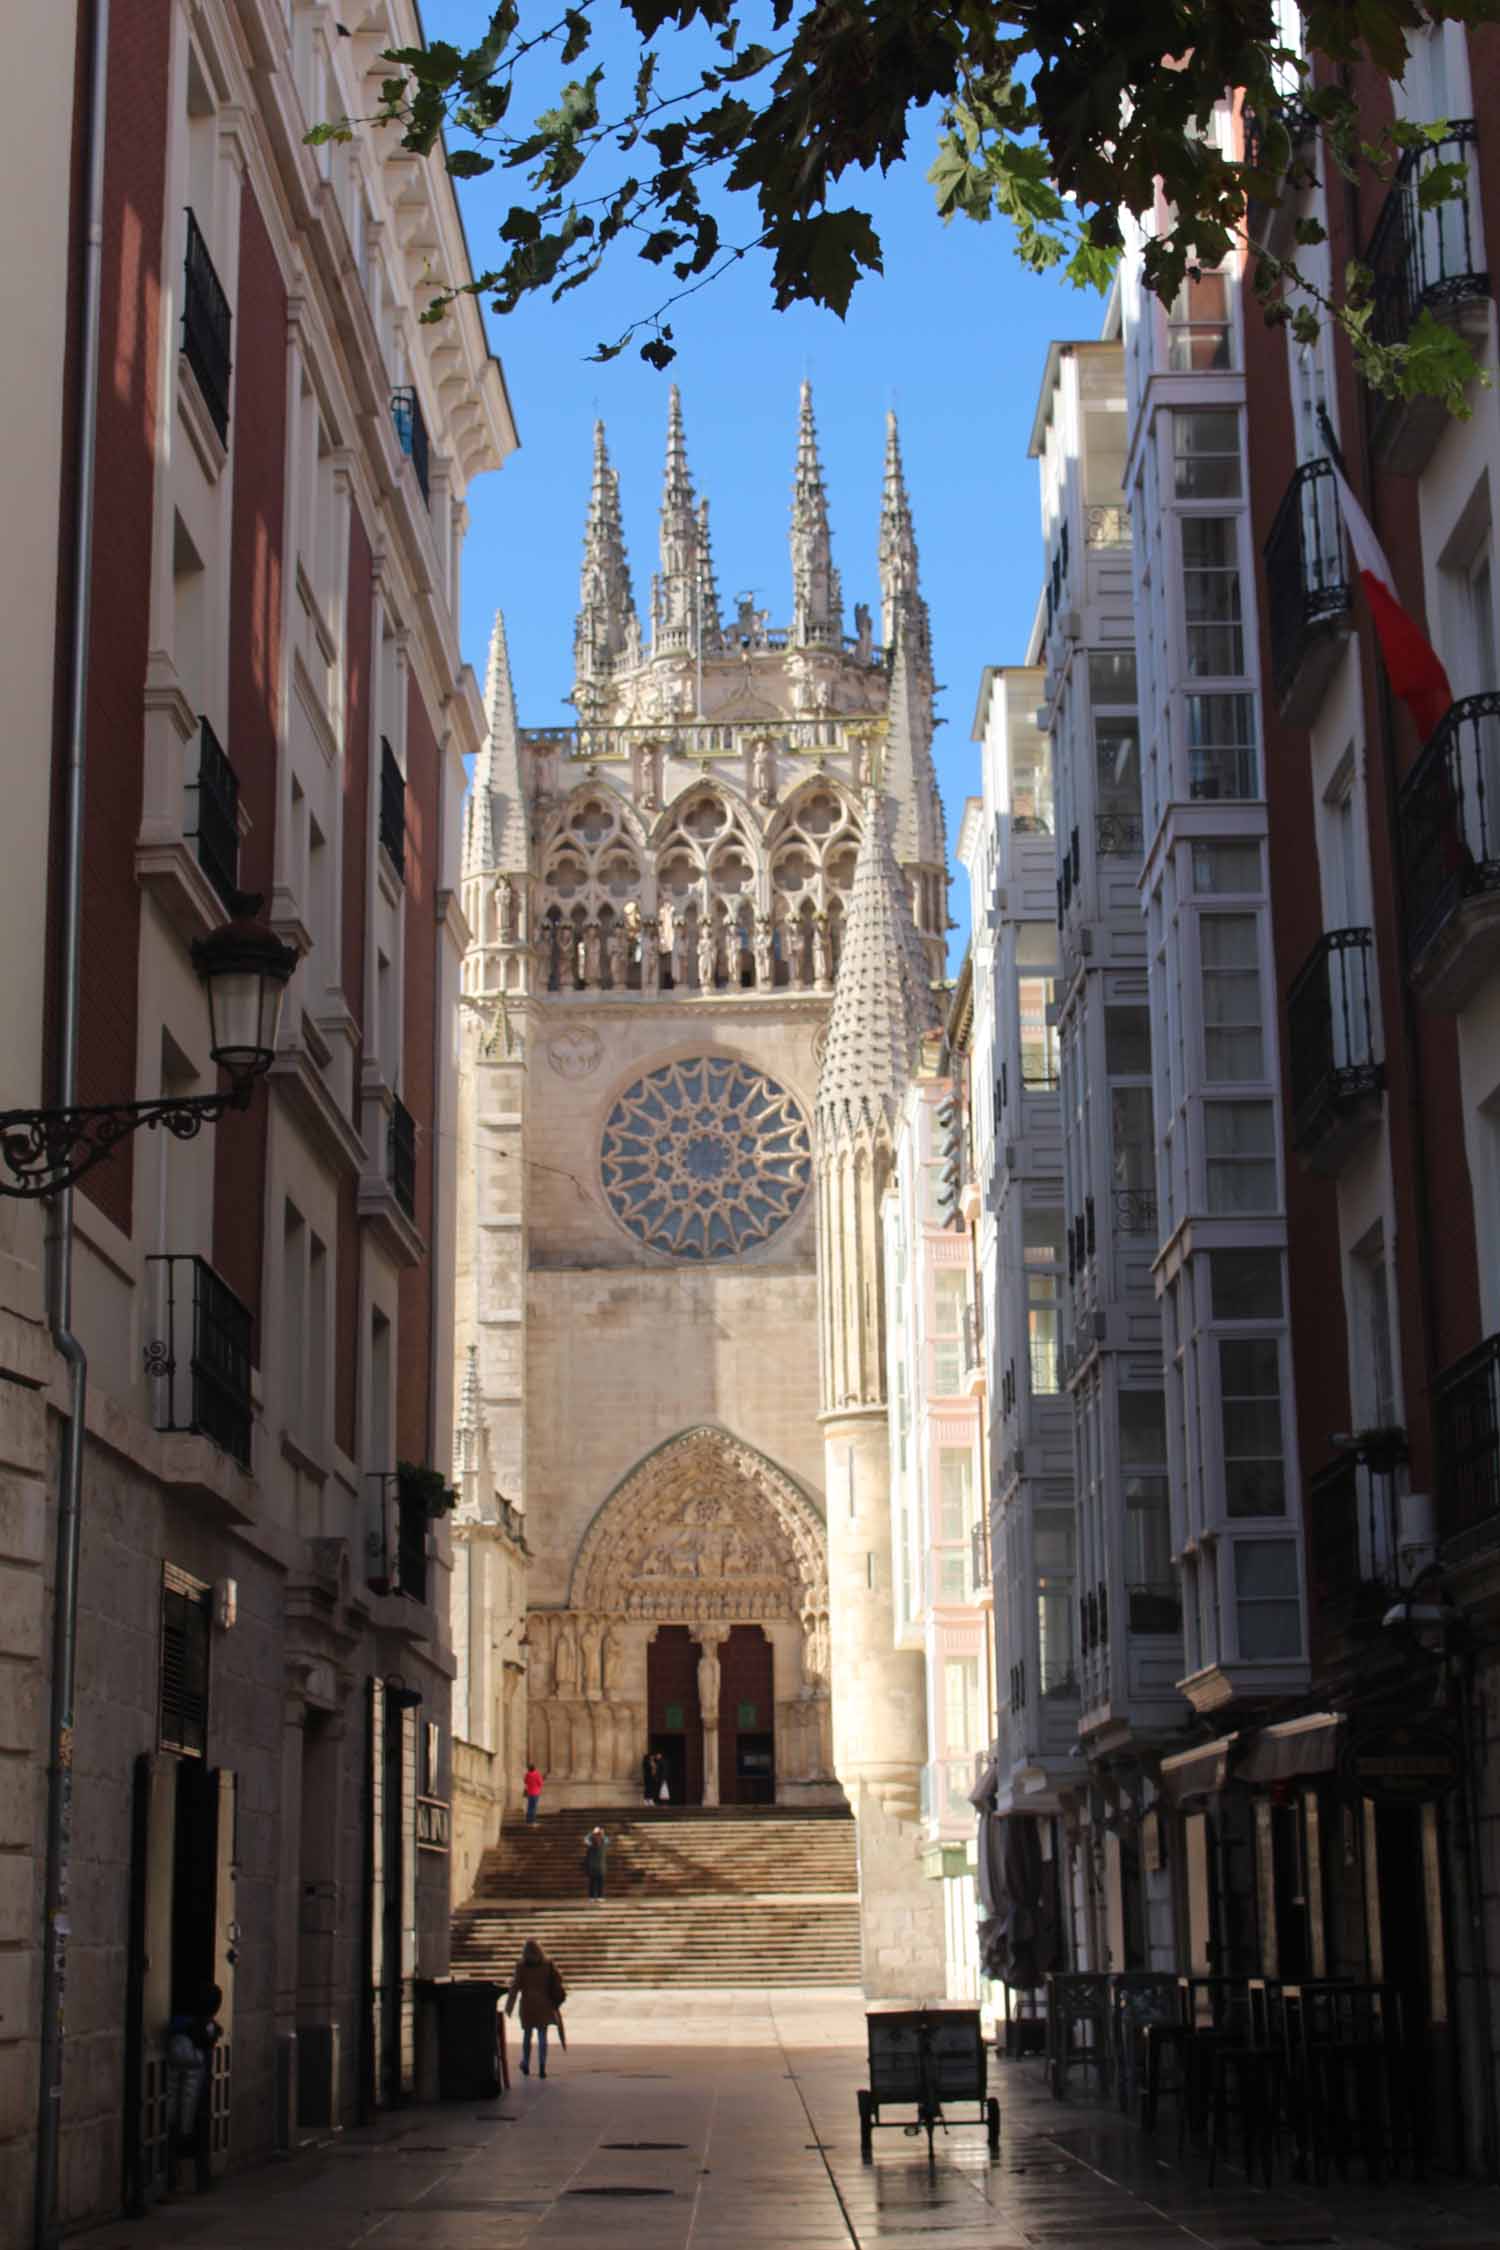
[423,1979,507,2100]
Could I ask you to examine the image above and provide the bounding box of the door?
[646,1626,702,1803]
[366,1678,406,2111]
[718,1625,774,1805]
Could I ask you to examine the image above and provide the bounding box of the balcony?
[186,718,240,908]
[1286,928,1383,1166]
[1263,461,1352,722]
[389,1095,417,1221]
[379,736,406,879]
[1085,504,1131,548]
[183,211,232,444]
[1435,1332,1500,1564]
[1096,811,1143,857]
[1365,124,1489,472]
[1111,1185,1158,1235]
[146,1254,253,1468]
[970,1518,989,1596]
[1397,694,1500,1006]
[390,386,431,505]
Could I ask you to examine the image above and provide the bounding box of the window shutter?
[160,1568,211,1758]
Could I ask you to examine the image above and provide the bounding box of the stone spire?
[696,497,723,652]
[790,380,842,649]
[651,385,712,658]
[573,420,639,708]
[464,609,529,878]
[878,411,922,653]
[457,1342,482,1483]
[816,793,940,1151]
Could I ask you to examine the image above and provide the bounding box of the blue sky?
[420,2,1099,957]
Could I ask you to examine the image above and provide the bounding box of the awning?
[969,1759,999,1811]
[1158,1733,1240,1806]
[1238,1712,1344,1785]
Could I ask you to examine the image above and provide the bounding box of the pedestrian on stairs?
[642,1749,663,1805]
[583,1825,610,1902]
[522,1761,544,1824]
[505,1939,565,2078]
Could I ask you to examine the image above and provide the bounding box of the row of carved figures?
[539,902,841,995]
[527,1691,834,1785]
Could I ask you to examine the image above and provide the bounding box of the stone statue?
[671,910,691,989]
[803,1610,829,1689]
[697,919,718,991]
[579,1616,604,1700]
[784,917,806,989]
[605,916,629,990]
[751,734,776,806]
[697,1644,721,1724]
[753,915,774,989]
[580,919,603,987]
[637,905,660,993]
[853,600,873,665]
[552,1619,579,1699]
[812,912,832,989]
[602,1625,627,1698]
[524,1620,550,1702]
[494,874,518,944]
[637,737,662,810]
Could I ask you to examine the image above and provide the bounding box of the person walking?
[583,1824,610,1902]
[641,1749,662,1805]
[522,1761,544,1824]
[505,1938,565,2078]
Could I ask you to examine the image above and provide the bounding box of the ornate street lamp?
[0,896,298,1198]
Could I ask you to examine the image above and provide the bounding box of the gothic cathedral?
[454,386,948,1986]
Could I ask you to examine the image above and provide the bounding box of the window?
[1185,694,1258,801]
[1036,1510,1077,1688]
[160,1566,211,1758]
[422,1719,442,1798]
[1121,1392,1172,1591]
[1174,410,1242,498]
[1193,839,1261,893]
[1354,1240,1398,1429]
[1017,924,1059,1087]
[1168,269,1232,370]
[1234,1540,1301,1658]
[369,1307,392,1468]
[1111,1085,1156,1198]
[939,1450,972,1541]
[1105,1007,1152,1077]
[284,1202,306,1433]
[1182,518,1244,676]
[1221,1339,1287,1514]
[1096,717,1142,823]
[1212,1249,1283,1321]
[932,1271,965,1394]
[945,1657,980,1745]
[1200,914,1264,1080]
[1089,650,1138,705]
[1205,1101,1277,1213]
[1024,1210,1065,1393]
[940,1554,967,1602]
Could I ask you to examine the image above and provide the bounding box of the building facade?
[454,387,948,1986]
[1,1,514,2236]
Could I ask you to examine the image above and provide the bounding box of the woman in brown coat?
[505,1938,565,2077]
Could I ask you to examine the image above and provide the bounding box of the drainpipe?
[35,0,108,2242]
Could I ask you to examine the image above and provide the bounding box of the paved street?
[78,1990,1500,2250]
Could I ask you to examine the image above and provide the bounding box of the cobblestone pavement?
[81,1989,1500,2250]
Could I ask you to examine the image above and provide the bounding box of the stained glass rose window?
[600,1056,813,1260]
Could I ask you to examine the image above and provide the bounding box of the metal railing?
[1112,1185,1158,1235]
[146,1253,253,1467]
[183,209,232,442]
[1435,1332,1500,1560]
[962,1303,982,1377]
[1366,123,1486,355]
[1264,460,1351,705]
[1040,1660,1080,1699]
[389,1096,417,1220]
[379,736,406,878]
[970,1518,989,1594]
[1096,811,1143,856]
[519,714,881,762]
[1127,1582,1182,1635]
[1398,693,1500,967]
[1086,504,1131,548]
[390,386,431,504]
[1286,927,1383,1151]
[396,1468,430,1603]
[187,717,239,906]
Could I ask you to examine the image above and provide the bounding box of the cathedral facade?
[453,387,948,1985]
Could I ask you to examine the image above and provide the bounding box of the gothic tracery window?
[600,1056,813,1260]
[539,789,643,990]
[768,782,860,986]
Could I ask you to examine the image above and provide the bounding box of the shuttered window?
[160,1567,211,1758]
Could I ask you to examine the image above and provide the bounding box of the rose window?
[600,1057,813,1261]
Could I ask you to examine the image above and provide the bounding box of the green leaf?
[769,209,883,316]
[446,149,495,178]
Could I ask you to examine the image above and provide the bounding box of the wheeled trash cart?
[857,2003,1000,2160]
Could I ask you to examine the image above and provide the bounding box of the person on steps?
[583,1824,610,1902]
[522,1761,544,1824]
[505,1938,565,2078]
[641,1749,663,1805]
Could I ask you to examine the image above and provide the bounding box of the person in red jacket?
[522,1763,544,1823]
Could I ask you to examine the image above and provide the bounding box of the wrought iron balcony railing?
[1112,1186,1158,1235]
[1286,927,1383,1154]
[146,1253,253,1467]
[1085,504,1131,548]
[1263,460,1351,713]
[1096,812,1143,857]
[187,717,240,907]
[379,736,406,878]
[970,1518,989,1594]
[1397,693,1500,973]
[182,210,232,443]
[389,1095,417,1221]
[1435,1331,1500,1562]
[1366,123,1486,356]
[390,385,431,505]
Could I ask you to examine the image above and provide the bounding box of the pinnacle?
[790,379,841,647]
[815,793,939,1148]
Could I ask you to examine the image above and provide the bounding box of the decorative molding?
[546,1025,603,1078]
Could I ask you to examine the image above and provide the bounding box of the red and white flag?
[1327,458,1453,741]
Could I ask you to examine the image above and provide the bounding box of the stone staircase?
[451,1806,862,1988]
